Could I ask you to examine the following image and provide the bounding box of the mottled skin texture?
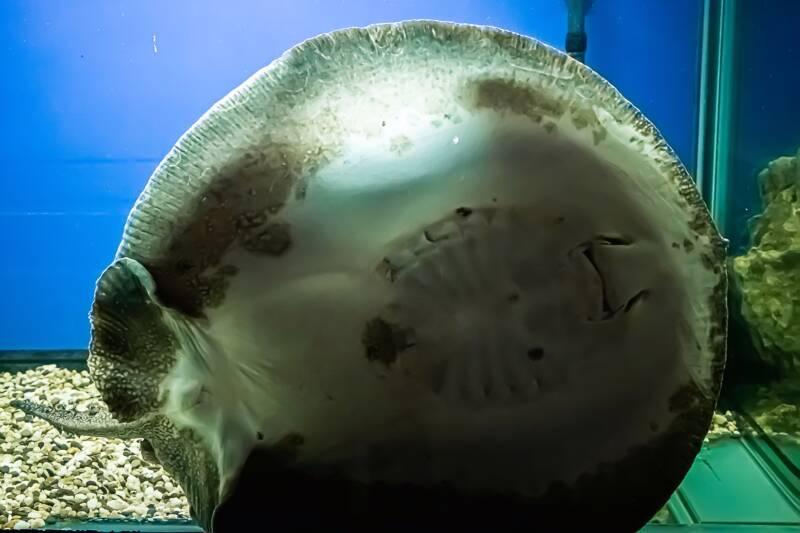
[11,20,727,533]
[144,144,304,318]
[89,259,180,420]
[11,258,222,529]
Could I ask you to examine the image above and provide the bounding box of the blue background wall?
[0,0,703,349]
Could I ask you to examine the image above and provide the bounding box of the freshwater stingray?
[12,20,727,532]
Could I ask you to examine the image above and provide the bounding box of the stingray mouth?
[364,203,675,406]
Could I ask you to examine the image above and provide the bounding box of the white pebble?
[1,366,196,524]
[107,499,126,511]
[125,475,140,491]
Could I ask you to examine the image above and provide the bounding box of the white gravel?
[0,365,191,529]
[705,410,744,442]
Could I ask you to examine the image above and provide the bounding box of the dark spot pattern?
[468,78,566,123]
[242,222,292,256]
[362,318,415,366]
[465,78,606,144]
[138,141,325,317]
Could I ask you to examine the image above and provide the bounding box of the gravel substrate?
[0,365,191,529]
[705,410,744,442]
[1,365,795,529]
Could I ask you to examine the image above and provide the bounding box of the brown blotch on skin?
[671,242,680,249]
[185,267,239,309]
[235,210,268,230]
[140,141,326,317]
[363,318,399,366]
[687,210,708,235]
[591,128,607,145]
[362,318,415,366]
[568,105,608,145]
[571,111,590,130]
[467,78,567,123]
[242,222,292,256]
[700,252,716,272]
[682,238,694,253]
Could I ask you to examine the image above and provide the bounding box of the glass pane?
[14,1,794,531]
[720,0,800,475]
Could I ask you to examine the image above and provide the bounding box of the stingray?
[12,20,727,532]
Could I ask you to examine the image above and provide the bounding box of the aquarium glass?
[2,1,798,531]
[715,0,800,481]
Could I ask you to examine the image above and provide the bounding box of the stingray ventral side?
[11,20,727,533]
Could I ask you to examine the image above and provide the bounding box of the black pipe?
[565,0,593,63]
